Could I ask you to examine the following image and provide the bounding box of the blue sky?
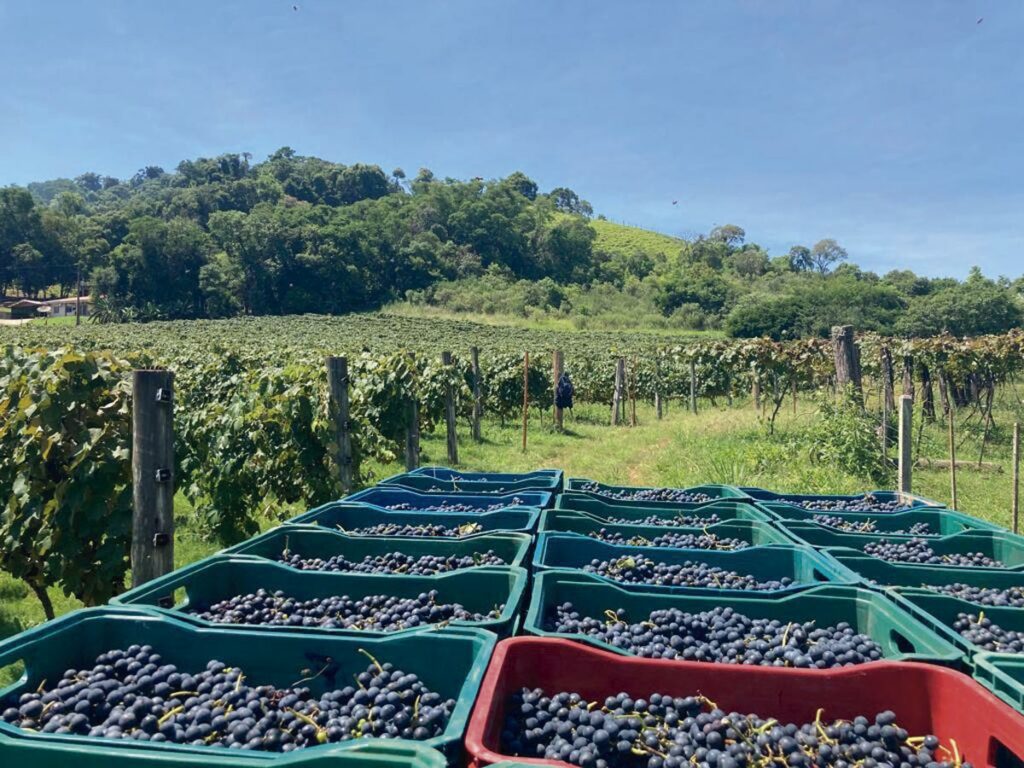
[1,1,1021,277]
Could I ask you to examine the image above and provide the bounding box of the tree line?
[2,148,1021,338]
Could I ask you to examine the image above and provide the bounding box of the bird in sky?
[977,17,984,24]
[293,4,300,11]
[672,200,678,206]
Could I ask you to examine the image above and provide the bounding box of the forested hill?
[2,148,1022,338]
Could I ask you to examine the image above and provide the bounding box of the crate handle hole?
[0,659,27,692]
[991,737,1024,768]
[812,569,830,582]
[889,630,916,654]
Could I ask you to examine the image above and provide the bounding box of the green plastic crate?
[759,503,1002,535]
[0,740,446,768]
[888,590,1024,665]
[288,502,540,536]
[0,607,495,763]
[537,509,798,547]
[974,653,1024,713]
[784,525,1024,570]
[111,556,527,638]
[741,487,944,511]
[555,495,770,523]
[523,571,965,667]
[379,469,562,494]
[223,526,532,569]
[563,479,748,506]
[824,547,1024,590]
[345,488,552,511]
[532,534,854,596]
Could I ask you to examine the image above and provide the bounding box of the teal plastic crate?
[537,509,798,547]
[111,555,527,638]
[787,526,1024,570]
[564,479,747,506]
[555,495,770,523]
[288,502,540,536]
[345,488,552,511]
[758,503,1002,535]
[0,740,446,768]
[523,571,965,667]
[223,526,532,569]
[824,547,1024,590]
[532,534,853,595]
[742,487,945,511]
[888,590,1024,664]
[0,607,495,763]
[974,653,1024,713]
[379,468,562,494]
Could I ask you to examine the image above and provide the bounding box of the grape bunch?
[811,515,932,536]
[189,588,502,631]
[501,688,970,768]
[385,498,521,513]
[583,555,793,591]
[1,645,453,751]
[342,522,484,538]
[926,583,1024,607]
[793,495,912,513]
[602,513,722,527]
[578,483,713,504]
[862,538,1004,568]
[548,603,884,667]
[953,612,1024,653]
[278,549,504,574]
[586,529,749,551]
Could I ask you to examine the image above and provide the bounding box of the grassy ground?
[589,218,687,257]
[1,392,1020,654]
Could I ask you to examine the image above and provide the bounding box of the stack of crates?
[747,486,1024,716]
[0,467,560,767]
[4,470,1024,768]
[460,478,1024,767]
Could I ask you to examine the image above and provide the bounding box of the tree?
[75,172,103,193]
[725,294,803,339]
[896,274,1024,337]
[709,224,745,247]
[810,238,847,273]
[730,247,769,278]
[549,187,594,217]
[12,243,45,296]
[788,245,813,271]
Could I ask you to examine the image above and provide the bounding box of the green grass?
[2,391,1021,655]
[589,218,687,258]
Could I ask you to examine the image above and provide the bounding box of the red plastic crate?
[464,637,1024,768]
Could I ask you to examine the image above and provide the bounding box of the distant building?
[2,296,92,320]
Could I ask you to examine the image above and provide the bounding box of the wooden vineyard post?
[831,325,862,395]
[1013,422,1020,534]
[792,378,798,415]
[326,356,354,494]
[405,353,420,470]
[553,349,564,431]
[611,358,625,425]
[689,360,698,415]
[897,394,912,495]
[521,352,529,452]
[654,356,663,420]
[470,346,482,441]
[629,358,638,427]
[131,369,175,588]
[442,351,458,464]
[948,411,958,510]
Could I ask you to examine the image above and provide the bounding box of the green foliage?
[803,392,888,483]
[0,347,132,616]
[896,270,1024,337]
